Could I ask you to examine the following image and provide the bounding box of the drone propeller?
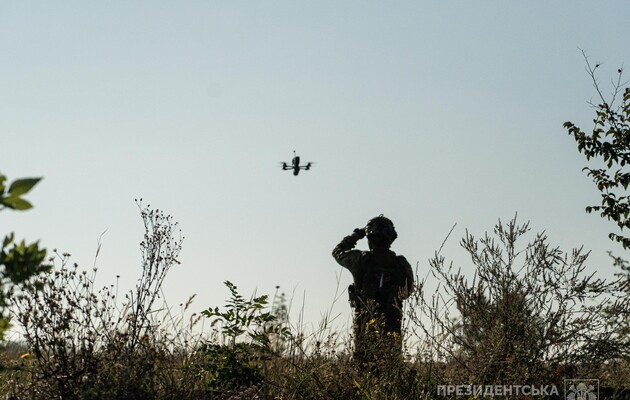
[278,152,315,174]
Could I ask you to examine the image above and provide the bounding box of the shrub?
[0,173,49,341]
[199,281,291,396]
[8,202,199,400]
[408,216,630,386]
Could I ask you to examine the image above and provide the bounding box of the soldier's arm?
[332,229,364,274]
[397,256,415,299]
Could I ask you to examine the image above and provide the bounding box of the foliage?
[408,216,630,386]
[0,173,48,341]
[607,252,630,340]
[1,191,629,399]
[195,281,430,400]
[564,52,630,249]
[199,281,291,395]
[564,55,630,373]
[0,176,41,212]
[8,202,200,400]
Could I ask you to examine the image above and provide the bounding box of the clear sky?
[2,2,630,334]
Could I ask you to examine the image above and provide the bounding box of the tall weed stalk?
[8,202,202,400]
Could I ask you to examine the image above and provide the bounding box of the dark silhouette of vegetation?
[564,50,630,250]
[564,54,630,387]
[2,201,629,398]
[2,203,432,399]
[407,216,630,392]
[0,173,49,340]
[199,280,291,395]
[9,202,191,399]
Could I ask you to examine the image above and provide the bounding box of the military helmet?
[365,214,397,244]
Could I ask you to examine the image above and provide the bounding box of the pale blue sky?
[2,2,629,332]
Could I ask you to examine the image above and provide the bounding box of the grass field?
[2,208,628,399]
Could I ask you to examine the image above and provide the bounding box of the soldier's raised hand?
[352,228,366,239]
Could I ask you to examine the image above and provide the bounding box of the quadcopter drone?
[280,151,313,176]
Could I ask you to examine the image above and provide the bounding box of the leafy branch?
[564,50,630,249]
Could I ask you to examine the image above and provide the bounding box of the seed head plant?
[8,201,198,400]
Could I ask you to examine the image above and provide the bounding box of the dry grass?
[1,208,629,399]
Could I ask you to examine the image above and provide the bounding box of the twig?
[437,223,457,255]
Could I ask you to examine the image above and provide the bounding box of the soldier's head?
[365,215,397,249]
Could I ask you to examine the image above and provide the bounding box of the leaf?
[0,197,33,210]
[8,178,41,197]
[2,233,14,249]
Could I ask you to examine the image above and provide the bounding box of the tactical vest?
[350,250,407,314]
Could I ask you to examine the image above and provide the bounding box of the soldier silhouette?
[332,215,414,366]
